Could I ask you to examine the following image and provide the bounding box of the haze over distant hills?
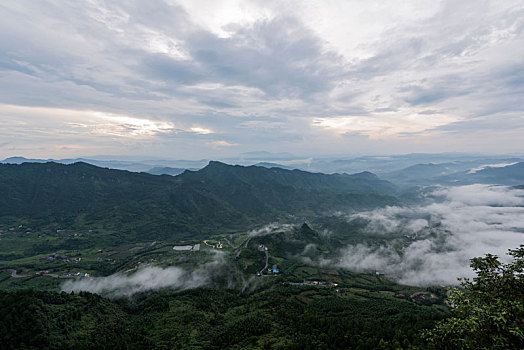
[3,153,523,181]
[381,159,524,187]
[1,156,206,174]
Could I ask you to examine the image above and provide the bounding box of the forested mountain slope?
[0,161,397,241]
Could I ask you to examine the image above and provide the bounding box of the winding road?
[258,248,269,275]
[7,269,27,278]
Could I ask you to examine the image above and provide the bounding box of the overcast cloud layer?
[1,1,523,159]
[335,184,524,286]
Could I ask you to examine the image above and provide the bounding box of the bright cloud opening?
[209,140,238,147]
[92,112,175,137]
[0,103,175,139]
[313,110,460,139]
[190,127,214,134]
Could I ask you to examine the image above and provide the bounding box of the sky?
[1,0,523,160]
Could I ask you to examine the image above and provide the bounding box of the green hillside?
[0,161,397,242]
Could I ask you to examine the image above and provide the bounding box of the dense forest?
[0,286,444,349]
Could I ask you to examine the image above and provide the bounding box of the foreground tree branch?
[423,245,524,349]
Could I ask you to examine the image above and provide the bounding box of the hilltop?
[0,161,397,242]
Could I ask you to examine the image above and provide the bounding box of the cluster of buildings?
[203,240,223,248]
[57,272,90,278]
[257,265,279,276]
[410,291,437,301]
[284,281,339,287]
[173,240,226,251]
[172,243,201,251]
[35,270,90,278]
[0,225,32,235]
[42,253,81,262]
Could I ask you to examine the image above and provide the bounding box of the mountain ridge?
[0,161,397,242]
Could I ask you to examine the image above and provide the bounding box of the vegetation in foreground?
[424,245,524,349]
[2,246,522,349]
[0,285,444,350]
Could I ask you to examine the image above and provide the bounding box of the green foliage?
[0,290,145,349]
[423,245,524,349]
[0,287,444,349]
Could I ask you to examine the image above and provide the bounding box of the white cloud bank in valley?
[61,252,229,297]
[336,184,524,286]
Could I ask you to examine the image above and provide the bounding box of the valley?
[2,1,523,346]
[0,160,522,348]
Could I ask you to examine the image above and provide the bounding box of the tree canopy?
[424,245,524,349]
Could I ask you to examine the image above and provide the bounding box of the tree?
[424,245,524,349]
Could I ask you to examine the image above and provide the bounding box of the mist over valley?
[1,0,523,347]
[1,159,522,293]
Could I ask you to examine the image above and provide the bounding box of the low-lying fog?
[61,184,524,296]
[336,184,524,286]
[61,251,231,297]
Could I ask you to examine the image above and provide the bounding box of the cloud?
[247,223,296,237]
[335,184,524,286]
[190,127,214,134]
[61,251,230,297]
[208,140,238,147]
[94,114,176,137]
[468,162,519,174]
[0,103,176,138]
[55,144,84,151]
[60,224,297,297]
[313,109,459,139]
[0,1,523,158]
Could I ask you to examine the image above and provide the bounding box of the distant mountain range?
[3,154,523,187]
[0,161,397,242]
[253,162,295,170]
[1,156,205,174]
[382,160,524,187]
